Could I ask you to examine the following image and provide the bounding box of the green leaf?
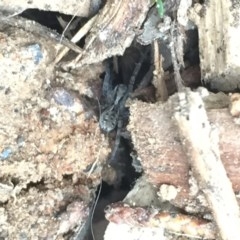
[155,0,164,18]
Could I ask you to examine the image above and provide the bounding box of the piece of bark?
[0,0,100,17]
[189,1,240,91]
[104,177,218,239]
[65,0,151,68]
[174,89,240,240]
[105,203,216,239]
[104,177,166,240]
[104,222,165,240]
[128,91,240,211]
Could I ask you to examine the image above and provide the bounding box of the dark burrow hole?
[87,181,130,240]
[20,9,87,47]
[92,27,201,238]
[19,8,201,239]
[21,9,67,34]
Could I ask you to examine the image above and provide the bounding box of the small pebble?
[26,44,43,64]
[0,147,12,160]
[52,88,74,107]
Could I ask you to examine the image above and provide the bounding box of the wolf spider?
[99,48,150,164]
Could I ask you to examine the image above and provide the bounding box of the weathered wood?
[66,0,151,68]
[189,0,240,91]
[128,91,240,212]
[175,89,240,240]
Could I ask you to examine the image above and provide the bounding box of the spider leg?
[128,48,150,94]
[108,118,123,163]
[103,60,113,95]
[102,59,116,107]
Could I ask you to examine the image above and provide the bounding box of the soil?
[1,1,240,240]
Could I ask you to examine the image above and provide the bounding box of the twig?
[174,88,240,240]
[169,21,184,91]
[153,40,168,101]
[90,181,102,240]
[55,15,98,64]
[128,48,149,94]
